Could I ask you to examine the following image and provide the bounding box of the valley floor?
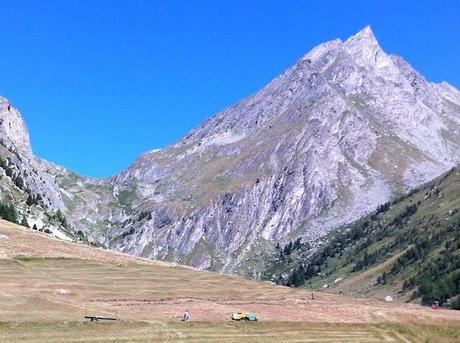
[0,220,459,342]
[3,321,460,343]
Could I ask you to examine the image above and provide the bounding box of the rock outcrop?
[0,97,32,153]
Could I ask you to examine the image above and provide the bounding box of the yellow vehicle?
[231,312,257,321]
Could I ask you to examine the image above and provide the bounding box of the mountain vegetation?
[0,202,18,224]
[264,167,460,309]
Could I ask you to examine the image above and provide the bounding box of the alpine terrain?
[0,26,459,276]
[264,167,460,308]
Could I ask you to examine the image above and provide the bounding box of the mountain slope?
[0,26,459,276]
[91,26,460,274]
[264,167,460,308]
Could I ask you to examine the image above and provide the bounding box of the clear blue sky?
[1,0,459,178]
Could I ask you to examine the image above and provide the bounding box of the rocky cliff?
[1,27,459,276]
[0,98,76,239]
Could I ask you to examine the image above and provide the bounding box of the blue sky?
[1,0,459,178]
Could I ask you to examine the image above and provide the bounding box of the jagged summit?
[346,25,377,42]
[343,25,386,68]
[175,28,383,148]
[345,25,380,51]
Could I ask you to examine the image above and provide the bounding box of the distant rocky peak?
[347,25,377,42]
[344,25,379,49]
[0,97,32,153]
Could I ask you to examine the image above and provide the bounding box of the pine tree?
[382,271,387,285]
[0,203,18,223]
[26,194,34,206]
[20,216,29,228]
[14,176,24,189]
[56,210,68,227]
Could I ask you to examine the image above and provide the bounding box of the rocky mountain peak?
[0,97,32,153]
[103,27,459,274]
[343,25,386,68]
[348,25,377,41]
[0,27,458,277]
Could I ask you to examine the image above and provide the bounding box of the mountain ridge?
[0,26,459,276]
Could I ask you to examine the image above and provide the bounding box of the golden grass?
[0,220,459,342]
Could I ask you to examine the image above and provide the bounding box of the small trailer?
[85,316,118,322]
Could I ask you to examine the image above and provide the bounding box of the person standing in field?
[182,309,190,321]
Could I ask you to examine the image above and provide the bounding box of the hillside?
[264,167,460,308]
[0,26,459,276]
[1,219,460,342]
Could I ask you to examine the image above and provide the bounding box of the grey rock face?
[0,99,71,239]
[0,97,32,153]
[1,26,459,276]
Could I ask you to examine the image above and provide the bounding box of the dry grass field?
[0,220,459,342]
